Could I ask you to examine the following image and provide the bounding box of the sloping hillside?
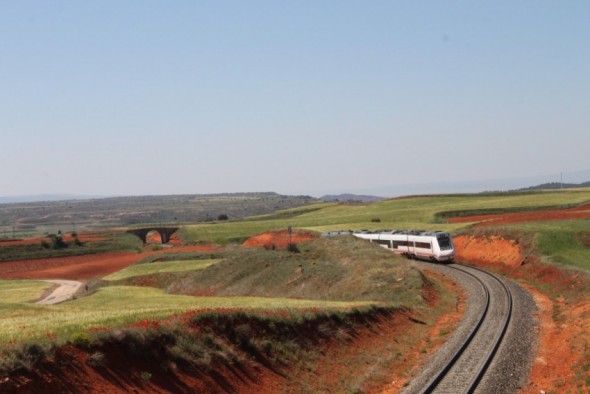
[121,236,428,306]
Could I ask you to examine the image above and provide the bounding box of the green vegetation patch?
[104,259,221,281]
[0,284,373,344]
[0,305,397,378]
[162,236,425,306]
[502,219,590,271]
[0,280,48,305]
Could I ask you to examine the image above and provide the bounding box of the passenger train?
[351,230,455,262]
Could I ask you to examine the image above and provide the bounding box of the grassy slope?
[494,219,590,271]
[1,234,425,343]
[0,283,373,343]
[104,259,221,281]
[145,237,425,305]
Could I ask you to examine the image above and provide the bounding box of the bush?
[21,343,46,363]
[371,218,381,223]
[287,243,300,253]
[49,234,68,249]
[69,331,92,348]
[140,371,152,381]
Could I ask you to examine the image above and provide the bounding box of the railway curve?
[402,262,537,393]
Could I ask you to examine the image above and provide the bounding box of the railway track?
[402,263,515,394]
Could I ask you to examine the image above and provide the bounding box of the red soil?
[0,245,218,280]
[242,229,317,249]
[0,342,276,394]
[449,203,590,391]
[453,233,590,392]
[448,203,590,227]
[453,235,523,267]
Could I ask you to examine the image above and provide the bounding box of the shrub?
[21,343,46,364]
[49,234,68,249]
[69,331,92,348]
[287,243,300,253]
[371,218,381,222]
[140,371,152,381]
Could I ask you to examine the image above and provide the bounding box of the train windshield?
[436,233,453,250]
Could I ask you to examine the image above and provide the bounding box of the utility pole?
[560,172,563,190]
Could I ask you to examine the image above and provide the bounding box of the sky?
[1,1,589,198]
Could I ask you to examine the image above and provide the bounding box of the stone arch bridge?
[126,227,179,244]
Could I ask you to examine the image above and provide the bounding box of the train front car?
[352,229,455,263]
[431,231,455,262]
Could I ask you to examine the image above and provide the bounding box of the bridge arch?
[126,227,179,244]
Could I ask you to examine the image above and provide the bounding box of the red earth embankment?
[453,231,590,393]
[242,229,317,249]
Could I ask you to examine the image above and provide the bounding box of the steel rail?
[421,264,513,393]
[421,265,490,393]
[463,264,514,393]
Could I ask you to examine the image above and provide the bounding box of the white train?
[352,230,455,262]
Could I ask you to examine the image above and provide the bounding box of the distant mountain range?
[320,194,384,202]
[320,179,590,202]
[0,192,318,234]
[0,194,106,204]
[515,181,590,191]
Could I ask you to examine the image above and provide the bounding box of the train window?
[437,234,452,250]
[392,240,408,248]
[415,242,431,249]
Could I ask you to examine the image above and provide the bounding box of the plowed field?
[0,245,217,280]
[448,203,590,227]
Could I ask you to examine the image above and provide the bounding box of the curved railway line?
[402,263,531,394]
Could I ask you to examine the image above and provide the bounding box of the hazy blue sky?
[2,1,589,198]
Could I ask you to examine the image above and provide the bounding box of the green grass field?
[0,282,374,343]
[497,219,590,271]
[181,189,590,243]
[104,259,221,281]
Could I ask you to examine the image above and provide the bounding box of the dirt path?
[36,279,83,305]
